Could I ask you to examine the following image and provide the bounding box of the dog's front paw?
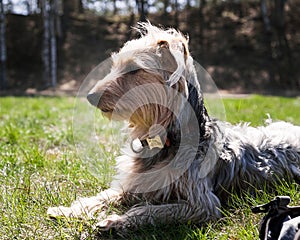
[47,196,104,219]
[47,206,74,218]
[96,214,125,231]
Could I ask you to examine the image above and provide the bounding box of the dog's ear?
[156,39,189,67]
[156,40,178,73]
[156,40,188,96]
[156,40,189,95]
[171,39,189,62]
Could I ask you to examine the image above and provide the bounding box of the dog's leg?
[47,189,121,219]
[97,200,221,231]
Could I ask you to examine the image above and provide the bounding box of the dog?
[47,22,300,232]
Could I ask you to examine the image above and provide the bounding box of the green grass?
[0,95,299,239]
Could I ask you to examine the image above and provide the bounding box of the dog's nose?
[87,92,101,106]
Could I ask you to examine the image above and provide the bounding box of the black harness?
[252,196,300,240]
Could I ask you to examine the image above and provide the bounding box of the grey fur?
[47,23,300,232]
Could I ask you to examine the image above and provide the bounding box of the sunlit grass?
[0,95,299,239]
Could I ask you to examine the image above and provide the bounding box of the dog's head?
[87,22,208,142]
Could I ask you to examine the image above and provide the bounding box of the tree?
[49,0,58,88]
[273,0,294,87]
[186,0,191,9]
[41,0,58,88]
[199,0,206,55]
[261,0,271,33]
[136,0,147,22]
[112,0,118,15]
[41,0,51,87]
[163,0,169,15]
[0,0,7,89]
[173,0,179,27]
[260,0,294,88]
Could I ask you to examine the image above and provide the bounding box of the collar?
[131,134,171,153]
[143,135,170,149]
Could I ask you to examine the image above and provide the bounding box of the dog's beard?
[97,76,187,141]
[128,104,175,140]
[104,98,180,141]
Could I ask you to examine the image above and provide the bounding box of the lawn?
[0,95,300,239]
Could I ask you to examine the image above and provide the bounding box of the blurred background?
[0,0,299,94]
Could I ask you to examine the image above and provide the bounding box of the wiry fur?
[47,23,300,232]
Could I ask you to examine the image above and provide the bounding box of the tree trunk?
[260,0,275,86]
[274,0,294,88]
[199,0,206,56]
[55,0,63,39]
[163,0,169,15]
[41,0,50,88]
[186,0,190,9]
[159,0,169,25]
[49,0,57,88]
[274,0,290,60]
[136,0,147,22]
[0,0,7,89]
[42,0,58,88]
[174,0,179,28]
[113,0,117,15]
[260,0,271,33]
[78,0,84,14]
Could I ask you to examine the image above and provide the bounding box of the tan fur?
[47,22,300,235]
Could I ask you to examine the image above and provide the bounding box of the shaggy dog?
[47,23,300,232]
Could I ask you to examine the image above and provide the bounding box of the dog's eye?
[129,69,139,74]
[101,108,111,113]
